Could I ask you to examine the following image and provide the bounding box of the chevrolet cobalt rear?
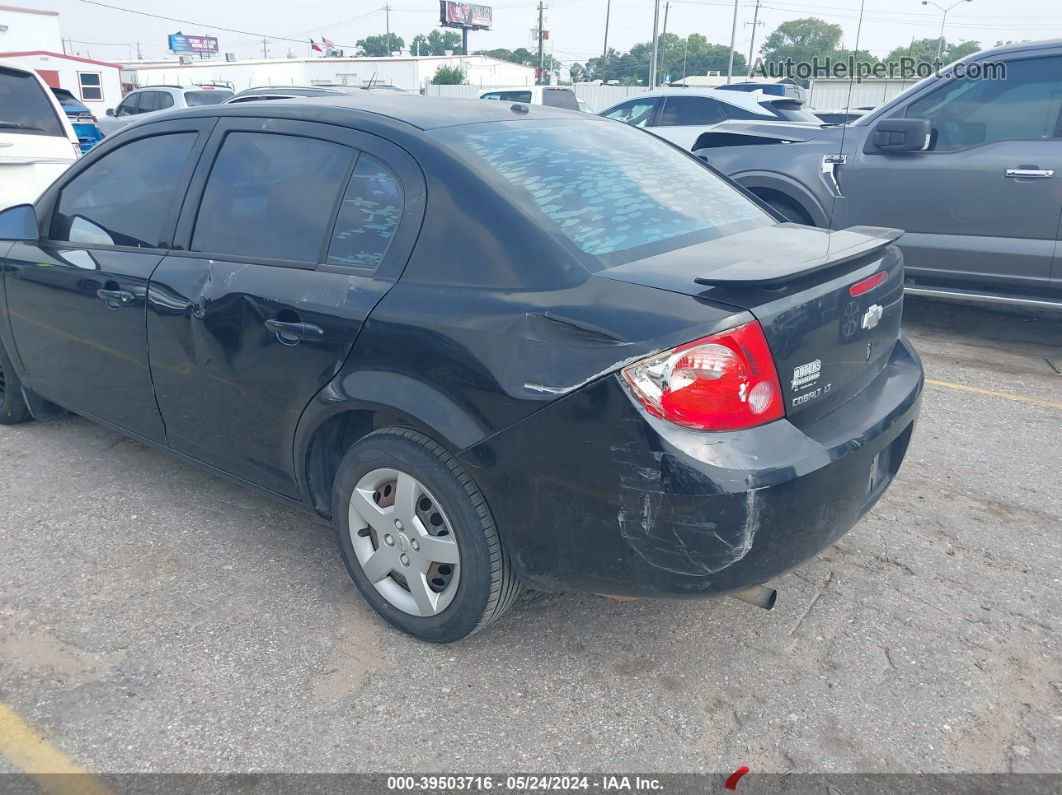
[0,96,923,642]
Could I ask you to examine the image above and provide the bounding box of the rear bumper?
[460,335,923,596]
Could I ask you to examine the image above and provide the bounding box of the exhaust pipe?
[728,584,777,610]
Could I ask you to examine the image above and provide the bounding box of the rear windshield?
[0,67,66,137]
[541,88,579,110]
[184,90,233,106]
[432,119,770,268]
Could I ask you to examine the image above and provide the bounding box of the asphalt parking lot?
[0,297,1059,776]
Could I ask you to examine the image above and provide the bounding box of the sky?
[18,0,1062,68]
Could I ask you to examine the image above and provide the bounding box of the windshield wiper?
[0,122,44,131]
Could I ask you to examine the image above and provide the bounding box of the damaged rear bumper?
[459,336,923,597]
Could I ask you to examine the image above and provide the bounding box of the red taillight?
[621,321,785,431]
[849,270,888,296]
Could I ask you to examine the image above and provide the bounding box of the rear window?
[184,90,233,106]
[432,120,770,267]
[0,67,66,137]
[541,88,579,110]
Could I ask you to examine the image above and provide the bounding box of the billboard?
[440,2,492,30]
[168,33,219,54]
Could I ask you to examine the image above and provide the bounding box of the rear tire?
[332,428,521,643]
[0,343,31,425]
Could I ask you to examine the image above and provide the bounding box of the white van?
[477,86,581,111]
[0,60,81,211]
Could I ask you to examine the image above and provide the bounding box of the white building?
[0,4,61,52]
[118,54,535,95]
[0,50,123,114]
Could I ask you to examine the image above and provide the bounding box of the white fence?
[424,83,645,112]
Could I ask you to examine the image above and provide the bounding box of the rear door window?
[498,90,533,103]
[657,96,726,126]
[184,90,234,106]
[138,91,161,112]
[542,88,579,110]
[0,66,66,137]
[326,154,403,268]
[191,131,352,263]
[51,132,198,247]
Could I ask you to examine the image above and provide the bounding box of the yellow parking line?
[0,704,111,795]
[925,378,1062,410]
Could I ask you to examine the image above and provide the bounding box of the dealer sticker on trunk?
[791,359,821,390]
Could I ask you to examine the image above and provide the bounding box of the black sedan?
[0,95,923,642]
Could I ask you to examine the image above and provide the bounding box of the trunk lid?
[599,224,905,427]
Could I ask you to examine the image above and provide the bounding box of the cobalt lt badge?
[862,303,884,330]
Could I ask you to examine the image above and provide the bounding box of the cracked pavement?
[0,298,1059,773]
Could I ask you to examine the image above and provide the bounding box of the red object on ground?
[724,765,750,790]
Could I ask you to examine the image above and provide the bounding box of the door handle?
[1005,168,1054,179]
[264,319,325,345]
[96,288,135,309]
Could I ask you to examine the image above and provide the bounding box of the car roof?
[166,93,596,131]
[600,87,784,113]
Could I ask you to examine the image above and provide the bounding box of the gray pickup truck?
[696,40,1062,308]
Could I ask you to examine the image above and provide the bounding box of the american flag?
[321,37,334,48]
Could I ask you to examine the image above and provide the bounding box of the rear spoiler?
[694,225,903,286]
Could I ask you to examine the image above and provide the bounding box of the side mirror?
[106,108,115,117]
[0,204,39,242]
[866,117,931,153]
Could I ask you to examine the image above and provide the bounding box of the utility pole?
[261,37,269,59]
[745,0,762,76]
[384,4,392,55]
[537,1,545,85]
[649,0,660,88]
[657,1,669,84]
[601,0,610,66]
[922,0,973,62]
[726,0,739,83]
[681,35,689,81]
[135,40,143,59]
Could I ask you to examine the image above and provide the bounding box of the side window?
[480,92,503,101]
[116,93,140,116]
[157,92,174,110]
[720,102,770,121]
[498,90,533,103]
[905,56,1062,151]
[139,91,161,113]
[657,96,725,127]
[77,72,102,102]
[326,154,402,268]
[602,98,658,128]
[191,132,352,263]
[51,132,197,248]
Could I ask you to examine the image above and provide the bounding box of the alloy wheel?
[348,468,461,617]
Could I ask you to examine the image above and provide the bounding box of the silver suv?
[98,85,234,135]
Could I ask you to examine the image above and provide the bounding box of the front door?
[840,52,1062,294]
[4,120,210,442]
[147,118,419,496]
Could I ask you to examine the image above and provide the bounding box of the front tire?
[0,343,31,425]
[332,428,521,642]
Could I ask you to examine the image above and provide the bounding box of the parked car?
[226,84,408,103]
[51,87,104,152]
[717,80,808,105]
[0,59,80,211]
[478,85,580,110]
[0,95,923,642]
[599,88,822,151]
[696,41,1062,307]
[97,84,234,135]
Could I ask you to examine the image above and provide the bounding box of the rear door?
[147,118,422,496]
[0,64,78,209]
[842,52,1062,294]
[4,119,212,441]
[600,96,661,130]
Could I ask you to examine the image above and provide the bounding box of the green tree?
[411,29,464,56]
[476,47,559,72]
[356,33,405,57]
[759,17,843,65]
[885,37,981,66]
[431,65,467,84]
[581,34,745,85]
